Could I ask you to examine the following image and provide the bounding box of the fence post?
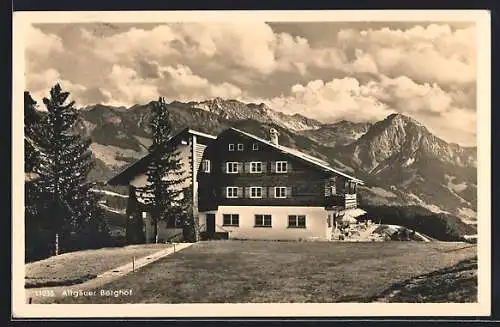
[55,233,59,256]
[132,256,135,272]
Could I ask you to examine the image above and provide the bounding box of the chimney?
[269,128,279,145]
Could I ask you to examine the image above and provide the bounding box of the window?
[142,212,149,219]
[252,143,259,150]
[288,215,306,228]
[223,214,239,226]
[226,162,239,174]
[250,187,263,198]
[250,161,263,173]
[330,185,336,195]
[275,161,288,173]
[202,159,211,173]
[226,187,238,198]
[255,214,272,227]
[237,143,244,151]
[228,144,235,151]
[274,187,287,198]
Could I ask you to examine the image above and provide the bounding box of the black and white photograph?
[12,10,491,318]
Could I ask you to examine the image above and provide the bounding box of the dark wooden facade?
[197,129,360,211]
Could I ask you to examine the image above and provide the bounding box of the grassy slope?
[370,257,477,303]
[53,241,477,303]
[25,244,171,288]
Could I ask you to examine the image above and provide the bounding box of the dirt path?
[25,243,193,304]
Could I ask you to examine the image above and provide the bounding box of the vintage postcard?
[12,10,491,318]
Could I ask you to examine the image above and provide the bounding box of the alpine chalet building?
[108,127,365,242]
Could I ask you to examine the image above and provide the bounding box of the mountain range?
[74,98,477,224]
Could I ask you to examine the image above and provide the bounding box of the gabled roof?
[107,126,363,186]
[107,127,216,185]
[230,127,364,184]
[183,129,217,140]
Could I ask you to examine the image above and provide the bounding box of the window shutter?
[262,187,267,198]
[270,161,276,173]
[244,162,250,173]
[262,162,267,173]
[324,182,330,196]
[238,162,243,173]
[288,161,292,172]
[245,187,251,198]
[221,162,226,173]
[237,187,243,198]
[286,186,292,198]
[221,187,227,198]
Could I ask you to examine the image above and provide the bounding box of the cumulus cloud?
[25,25,64,59]
[26,68,88,106]
[373,76,454,114]
[337,24,476,86]
[261,77,394,122]
[158,64,243,101]
[99,62,244,106]
[259,75,475,145]
[103,64,160,106]
[24,22,477,145]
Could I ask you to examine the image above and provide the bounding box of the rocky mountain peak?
[346,113,476,173]
[183,98,321,131]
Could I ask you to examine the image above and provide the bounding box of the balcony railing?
[325,193,357,209]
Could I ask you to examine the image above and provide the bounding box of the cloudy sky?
[26,21,477,146]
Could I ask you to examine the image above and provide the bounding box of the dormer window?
[252,143,259,151]
[237,143,244,151]
[228,144,235,151]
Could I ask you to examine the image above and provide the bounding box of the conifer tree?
[138,97,187,243]
[25,92,53,260]
[30,84,107,253]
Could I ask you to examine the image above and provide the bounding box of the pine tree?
[138,97,187,243]
[29,84,107,253]
[25,92,53,260]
